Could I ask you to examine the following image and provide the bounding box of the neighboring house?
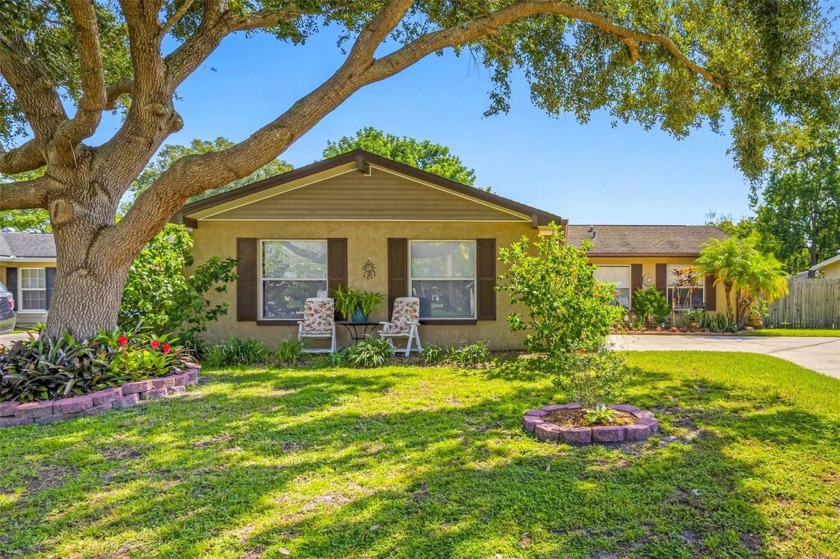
[566,225,730,313]
[0,231,56,326]
[173,149,566,349]
[812,251,840,279]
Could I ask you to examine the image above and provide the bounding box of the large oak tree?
[0,0,835,338]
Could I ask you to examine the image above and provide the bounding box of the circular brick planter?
[523,403,659,444]
[0,365,201,427]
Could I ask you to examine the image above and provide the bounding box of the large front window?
[593,265,631,309]
[667,265,704,310]
[410,240,476,320]
[261,240,327,320]
[19,268,47,311]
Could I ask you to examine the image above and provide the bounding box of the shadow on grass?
[1,360,839,557]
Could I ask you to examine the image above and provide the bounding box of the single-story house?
[0,231,57,326]
[173,149,566,349]
[812,251,840,279]
[565,224,729,313]
[174,149,730,349]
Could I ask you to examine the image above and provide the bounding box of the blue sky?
[97,25,752,225]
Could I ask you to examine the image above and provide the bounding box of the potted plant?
[683,309,704,332]
[746,299,767,329]
[333,285,385,323]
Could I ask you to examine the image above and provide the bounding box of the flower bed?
[523,403,659,444]
[0,365,200,427]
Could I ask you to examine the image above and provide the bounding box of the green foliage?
[119,224,237,336]
[0,170,50,232]
[631,288,670,328]
[447,341,491,369]
[421,344,446,365]
[323,128,478,186]
[583,403,618,426]
[176,330,210,360]
[0,328,192,402]
[126,138,293,210]
[332,285,384,319]
[556,345,630,409]
[683,309,705,324]
[345,336,393,368]
[498,224,624,360]
[204,338,267,368]
[274,338,304,367]
[704,313,739,333]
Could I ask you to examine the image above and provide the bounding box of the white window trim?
[594,265,632,309]
[17,267,47,313]
[409,240,477,321]
[258,239,328,321]
[666,265,705,311]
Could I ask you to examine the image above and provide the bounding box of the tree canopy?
[323,128,477,185]
[0,0,836,338]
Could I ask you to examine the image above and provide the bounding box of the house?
[565,225,730,312]
[812,251,840,279]
[173,149,566,349]
[0,231,57,326]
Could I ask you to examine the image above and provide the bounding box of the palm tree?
[695,237,750,320]
[737,253,790,319]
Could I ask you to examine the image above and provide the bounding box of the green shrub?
[346,336,393,368]
[556,344,630,408]
[274,337,304,367]
[0,329,193,402]
[447,341,490,369]
[583,403,618,425]
[631,288,669,328]
[204,337,267,367]
[177,330,209,360]
[422,344,446,365]
[705,313,739,333]
[498,224,623,360]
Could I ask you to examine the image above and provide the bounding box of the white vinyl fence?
[765,278,840,328]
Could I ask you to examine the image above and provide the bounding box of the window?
[19,268,47,311]
[593,266,631,309]
[260,240,328,320]
[667,265,704,310]
[410,241,475,320]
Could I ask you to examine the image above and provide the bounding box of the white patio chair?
[379,297,422,356]
[297,297,337,353]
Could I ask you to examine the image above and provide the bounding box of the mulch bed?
[543,408,639,429]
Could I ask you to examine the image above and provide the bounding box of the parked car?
[0,281,16,334]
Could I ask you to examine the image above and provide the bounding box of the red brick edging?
[523,403,659,444]
[0,366,201,427]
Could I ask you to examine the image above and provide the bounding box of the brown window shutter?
[5,267,17,304]
[655,263,667,293]
[45,267,56,309]
[630,264,643,298]
[705,274,717,311]
[387,238,408,315]
[236,238,258,321]
[476,238,496,321]
[328,238,348,294]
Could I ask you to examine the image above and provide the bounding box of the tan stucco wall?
[189,220,534,350]
[819,260,840,279]
[587,256,729,314]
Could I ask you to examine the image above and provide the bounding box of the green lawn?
[741,328,839,337]
[1,353,839,558]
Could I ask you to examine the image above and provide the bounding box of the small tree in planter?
[498,224,628,408]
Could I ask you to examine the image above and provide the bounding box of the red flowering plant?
[91,328,193,381]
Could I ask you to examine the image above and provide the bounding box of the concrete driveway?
[610,334,840,379]
[0,332,32,347]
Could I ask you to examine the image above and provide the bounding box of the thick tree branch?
[105,78,133,110]
[364,2,723,89]
[51,0,107,161]
[0,35,68,144]
[0,139,46,175]
[0,175,56,210]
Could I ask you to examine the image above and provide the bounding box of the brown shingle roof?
[566,225,728,257]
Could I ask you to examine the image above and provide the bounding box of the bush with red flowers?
[0,327,196,403]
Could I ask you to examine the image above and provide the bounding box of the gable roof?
[173,149,565,227]
[0,232,56,260]
[812,252,840,272]
[566,225,728,257]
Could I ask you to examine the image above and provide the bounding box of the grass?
[741,328,839,337]
[1,352,839,558]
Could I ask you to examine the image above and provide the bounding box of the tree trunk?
[46,263,130,339]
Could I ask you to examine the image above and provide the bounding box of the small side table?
[336,321,381,343]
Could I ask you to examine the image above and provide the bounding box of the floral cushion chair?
[378,297,421,356]
[297,298,336,353]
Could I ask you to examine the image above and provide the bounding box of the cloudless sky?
[95,25,753,225]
